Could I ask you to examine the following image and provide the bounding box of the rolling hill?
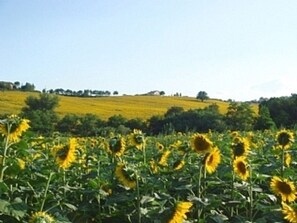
[0,91,258,120]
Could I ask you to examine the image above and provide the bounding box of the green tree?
[225,102,255,131]
[148,115,165,135]
[254,105,276,130]
[107,114,127,128]
[126,118,147,131]
[261,94,297,128]
[164,106,184,118]
[21,93,59,134]
[77,113,105,136]
[196,91,209,102]
[14,81,20,89]
[57,114,81,135]
[165,105,225,133]
[21,82,35,91]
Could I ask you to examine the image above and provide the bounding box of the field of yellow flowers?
[0,91,255,120]
[0,115,296,223]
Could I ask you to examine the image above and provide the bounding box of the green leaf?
[0,182,9,194]
[187,195,209,206]
[0,198,27,220]
[63,202,77,211]
[209,210,229,223]
[88,179,98,189]
[140,196,155,204]
[0,199,10,214]
[10,197,27,220]
[140,207,148,215]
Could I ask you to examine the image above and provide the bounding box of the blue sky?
[1,1,297,101]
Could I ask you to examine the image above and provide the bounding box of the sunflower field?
[0,114,297,223]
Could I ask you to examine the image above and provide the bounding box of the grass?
[0,91,258,120]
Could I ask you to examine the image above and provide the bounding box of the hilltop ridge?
[0,91,247,120]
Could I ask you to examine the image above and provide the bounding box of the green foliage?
[164,106,184,118]
[125,118,147,131]
[19,98,258,136]
[20,82,35,91]
[26,110,58,134]
[0,113,295,222]
[254,106,276,130]
[225,102,255,131]
[22,93,59,134]
[196,91,209,102]
[148,104,226,134]
[57,113,105,136]
[260,94,297,128]
[107,114,127,128]
[57,114,81,135]
[22,93,59,112]
[147,115,165,135]
[0,81,14,90]
[78,113,105,136]
[0,198,27,221]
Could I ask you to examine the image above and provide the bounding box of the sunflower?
[53,138,77,169]
[115,163,136,189]
[171,140,190,154]
[285,152,292,167]
[173,159,185,171]
[191,133,213,154]
[282,202,297,223]
[29,211,55,223]
[150,160,158,174]
[270,176,296,202]
[101,184,113,196]
[106,136,126,157]
[17,158,26,170]
[230,131,240,138]
[168,201,193,223]
[128,129,145,150]
[159,150,171,167]
[156,142,164,150]
[169,140,183,149]
[233,156,249,181]
[276,129,294,149]
[231,136,250,158]
[0,115,30,142]
[204,147,221,174]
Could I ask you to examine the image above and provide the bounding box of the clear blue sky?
[1,1,297,101]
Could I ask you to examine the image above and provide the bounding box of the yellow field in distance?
[0,91,258,120]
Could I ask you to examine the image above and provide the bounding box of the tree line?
[0,93,276,136]
[44,88,118,97]
[2,92,296,136]
[0,81,35,91]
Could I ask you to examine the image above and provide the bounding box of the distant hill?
[0,91,258,120]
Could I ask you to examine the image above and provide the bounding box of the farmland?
[0,92,296,223]
[0,116,296,222]
[0,91,258,120]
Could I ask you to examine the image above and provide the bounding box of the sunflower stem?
[136,171,141,223]
[0,123,11,182]
[142,145,146,164]
[230,159,235,217]
[281,145,285,177]
[111,156,116,184]
[40,172,53,212]
[203,163,207,190]
[197,163,203,219]
[248,162,253,221]
[63,169,67,198]
[97,160,102,223]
